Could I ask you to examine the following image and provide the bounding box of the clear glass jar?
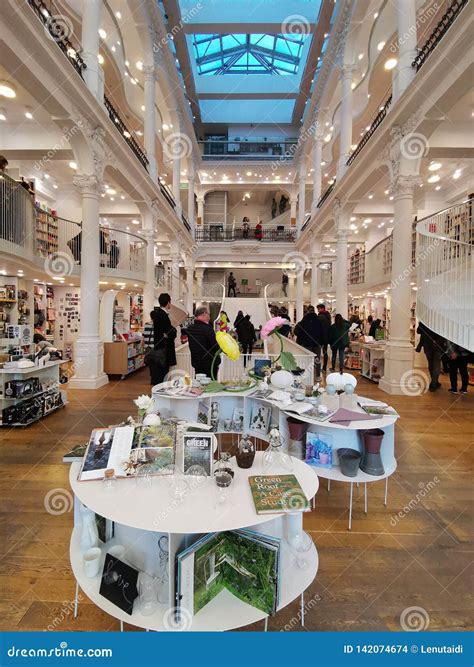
[263,427,293,472]
[102,468,117,492]
[213,469,233,506]
[214,451,235,479]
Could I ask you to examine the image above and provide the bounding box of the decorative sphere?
[326,372,357,392]
[270,369,294,390]
[142,413,162,426]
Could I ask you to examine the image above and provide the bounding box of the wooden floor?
[0,367,472,633]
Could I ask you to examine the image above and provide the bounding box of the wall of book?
[35,207,59,257]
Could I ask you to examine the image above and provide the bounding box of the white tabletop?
[70,452,320,534]
[0,360,65,374]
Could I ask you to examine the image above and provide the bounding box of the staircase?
[221,297,268,329]
[416,199,473,350]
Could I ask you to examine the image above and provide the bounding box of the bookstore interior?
[0,0,472,656]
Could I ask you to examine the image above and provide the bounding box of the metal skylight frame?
[192,33,307,75]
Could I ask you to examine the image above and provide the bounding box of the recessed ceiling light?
[373,12,379,18]
[69,161,77,170]
[427,174,440,183]
[428,162,442,171]
[351,82,356,90]
[162,123,169,131]
[452,170,462,179]
[132,219,140,225]
[368,193,373,199]
[105,188,116,195]
[0,81,16,98]
[120,195,125,199]
[384,58,397,70]
[53,183,58,189]
[384,189,389,194]
[24,108,33,119]
[377,41,385,51]
[0,108,6,121]
[98,54,104,65]
[358,53,363,60]
[115,11,121,19]
[364,218,372,223]
[350,216,356,222]
[435,185,441,190]
[99,28,107,39]
[136,61,143,70]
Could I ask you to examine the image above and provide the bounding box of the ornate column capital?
[390,175,421,199]
[339,63,357,81]
[142,64,155,80]
[73,174,102,197]
[142,228,155,243]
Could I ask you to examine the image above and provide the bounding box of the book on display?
[248,474,310,514]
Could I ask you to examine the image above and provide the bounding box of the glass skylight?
[192,34,308,75]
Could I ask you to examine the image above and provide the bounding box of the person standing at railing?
[279,195,288,215]
[415,322,445,392]
[271,198,277,219]
[282,272,288,297]
[108,240,120,268]
[242,218,250,239]
[254,220,263,241]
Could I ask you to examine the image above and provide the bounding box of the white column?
[379,176,418,395]
[142,229,156,318]
[195,268,204,296]
[337,65,355,181]
[196,196,204,227]
[81,0,103,101]
[297,165,306,235]
[335,229,349,318]
[186,260,194,314]
[311,137,323,215]
[69,174,108,389]
[288,275,296,322]
[394,0,417,99]
[296,271,304,322]
[187,167,195,233]
[310,251,320,305]
[143,65,158,182]
[290,196,297,229]
[170,252,180,304]
[172,157,182,219]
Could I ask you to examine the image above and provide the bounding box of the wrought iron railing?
[159,183,176,209]
[104,96,149,171]
[27,0,87,78]
[195,227,296,243]
[198,139,298,161]
[346,94,392,167]
[412,0,469,72]
[317,181,336,209]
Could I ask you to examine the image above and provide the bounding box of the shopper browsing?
[328,314,350,372]
[186,307,221,378]
[237,314,257,368]
[446,340,470,394]
[294,306,325,380]
[316,303,331,372]
[146,293,177,386]
[415,322,445,392]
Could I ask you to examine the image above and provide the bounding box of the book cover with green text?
[249,474,310,514]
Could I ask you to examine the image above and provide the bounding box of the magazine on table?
[248,474,310,514]
[78,426,135,481]
[176,529,281,623]
[182,431,214,476]
[357,399,399,416]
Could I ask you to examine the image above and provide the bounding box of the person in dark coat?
[186,307,220,378]
[234,310,244,330]
[278,307,292,337]
[148,293,177,385]
[415,322,445,391]
[316,303,331,372]
[237,314,256,367]
[368,318,382,339]
[328,314,350,372]
[294,306,325,380]
[446,340,470,394]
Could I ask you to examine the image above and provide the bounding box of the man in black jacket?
[295,306,325,380]
[148,293,177,385]
[186,307,221,378]
[317,303,331,373]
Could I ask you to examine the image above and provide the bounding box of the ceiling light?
[351,82,356,90]
[115,11,121,19]
[427,174,440,183]
[99,281,108,285]
[162,123,169,131]
[0,81,16,98]
[364,218,372,223]
[69,161,77,170]
[453,170,462,179]
[125,60,129,67]
[120,195,125,199]
[97,54,104,65]
[24,108,33,119]
[132,219,140,225]
[428,162,442,171]
[358,53,363,60]
[324,133,332,142]
[0,108,6,121]
[105,188,116,195]
[98,28,107,39]
[389,195,394,200]
[373,12,379,18]
[141,105,146,112]
[53,183,58,189]
[368,193,373,199]
[350,216,356,222]
[130,78,137,85]
[136,61,143,70]
[384,58,397,70]
[367,93,371,99]
[377,41,385,51]
[384,189,389,194]
[435,185,441,191]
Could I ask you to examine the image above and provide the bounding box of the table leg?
[384,477,389,506]
[301,592,305,627]
[327,479,331,493]
[264,617,268,632]
[73,581,79,619]
[364,482,368,514]
[348,482,353,531]
[120,620,124,632]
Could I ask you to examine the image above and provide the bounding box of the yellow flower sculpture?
[216,331,240,361]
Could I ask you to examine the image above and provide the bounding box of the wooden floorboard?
[0,367,472,632]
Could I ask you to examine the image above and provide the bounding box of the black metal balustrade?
[346,94,392,167]
[28,0,86,78]
[159,183,176,209]
[317,181,336,209]
[103,96,149,171]
[412,0,468,72]
[195,228,296,243]
[198,140,298,161]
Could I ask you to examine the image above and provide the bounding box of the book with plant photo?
[248,474,310,514]
[183,432,214,476]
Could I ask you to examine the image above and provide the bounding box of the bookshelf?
[348,245,365,285]
[103,338,145,378]
[130,294,143,333]
[35,208,59,257]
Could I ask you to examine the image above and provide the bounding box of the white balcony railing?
[416,199,473,350]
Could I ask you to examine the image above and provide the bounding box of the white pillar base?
[68,339,109,390]
[378,342,414,395]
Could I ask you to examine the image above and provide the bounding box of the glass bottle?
[214,451,235,479]
[102,468,117,492]
[213,470,233,506]
[235,433,256,469]
[263,426,293,472]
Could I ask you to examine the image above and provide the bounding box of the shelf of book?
[103,339,144,378]
[35,208,59,257]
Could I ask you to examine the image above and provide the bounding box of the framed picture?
[305,432,333,468]
[248,403,271,435]
[232,407,244,432]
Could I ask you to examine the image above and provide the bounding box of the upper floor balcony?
[198,140,298,162]
[195,225,296,243]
